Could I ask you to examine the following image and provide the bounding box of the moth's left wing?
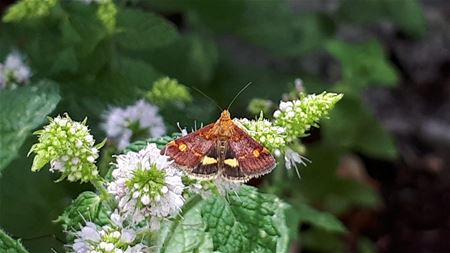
[162,124,219,179]
[224,124,276,181]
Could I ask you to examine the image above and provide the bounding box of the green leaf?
[124,135,179,153]
[385,0,425,37]
[235,1,333,57]
[147,34,218,85]
[337,0,425,37]
[326,40,398,91]
[0,81,60,172]
[159,187,289,253]
[50,47,78,74]
[2,0,58,22]
[55,191,112,241]
[296,203,346,233]
[201,185,290,253]
[301,228,346,253]
[116,8,178,51]
[0,228,29,253]
[159,196,214,253]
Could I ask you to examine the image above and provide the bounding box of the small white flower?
[71,211,147,253]
[214,177,241,195]
[284,147,310,172]
[102,100,166,150]
[279,101,292,112]
[108,143,184,226]
[188,178,242,199]
[0,50,31,89]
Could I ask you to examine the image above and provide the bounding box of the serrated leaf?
[0,228,29,253]
[296,203,346,233]
[2,0,58,23]
[56,191,112,241]
[116,8,178,51]
[0,81,60,171]
[201,186,289,253]
[124,134,179,153]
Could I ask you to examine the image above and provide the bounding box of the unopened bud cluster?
[237,118,286,152]
[30,115,102,182]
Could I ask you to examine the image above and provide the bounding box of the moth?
[161,110,276,182]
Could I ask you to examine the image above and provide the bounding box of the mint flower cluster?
[274,92,343,142]
[107,143,184,229]
[237,118,286,152]
[29,115,103,182]
[239,92,343,165]
[146,77,192,106]
[72,211,147,253]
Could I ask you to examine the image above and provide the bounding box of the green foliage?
[56,191,112,240]
[124,134,179,152]
[160,186,290,253]
[116,8,179,51]
[158,196,213,253]
[2,0,58,23]
[0,81,60,171]
[295,203,346,233]
[0,228,29,253]
[323,96,398,159]
[338,0,425,37]
[326,40,398,91]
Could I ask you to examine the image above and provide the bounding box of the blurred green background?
[1,0,449,252]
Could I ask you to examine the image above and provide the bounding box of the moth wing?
[162,123,218,179]
[225,124,276,179]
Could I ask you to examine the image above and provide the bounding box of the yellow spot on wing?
[202,156,217,165]
[224,158,239,167]
[253,149,260,157]
[178,143,187,152]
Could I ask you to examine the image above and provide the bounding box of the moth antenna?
[189,86,223,111]
[227,82,253,111]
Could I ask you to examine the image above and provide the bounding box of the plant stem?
[91,177,110,200]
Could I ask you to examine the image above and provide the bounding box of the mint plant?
[10,86,341,252]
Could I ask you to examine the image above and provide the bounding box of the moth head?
[219,110,231,122]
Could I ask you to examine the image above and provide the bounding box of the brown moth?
[161,110,276,182]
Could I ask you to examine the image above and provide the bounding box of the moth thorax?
[217,126,232,139]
